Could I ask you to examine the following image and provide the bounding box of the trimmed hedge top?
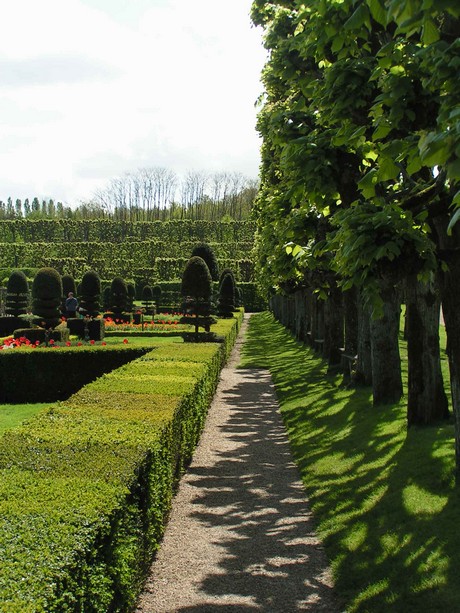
[0,312,243,611]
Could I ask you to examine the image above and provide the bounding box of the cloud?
[0,55,121,88]
[0,0,266,204]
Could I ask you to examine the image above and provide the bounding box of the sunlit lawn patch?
[241,312,458,613]
[0,403,52,436]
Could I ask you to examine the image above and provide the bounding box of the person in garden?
[65,292,78,318]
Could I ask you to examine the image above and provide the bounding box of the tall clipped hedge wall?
[0,244,254,283]
[0,220,256,244]
[0,312,243,611]
[150,281,266,312]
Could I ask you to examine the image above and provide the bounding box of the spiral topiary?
[79,270,101,317]
[5,270,29,317]
[191,243,219,281]
[32,267,63,328]
[110,277,128,315]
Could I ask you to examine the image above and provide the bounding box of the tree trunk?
[406,274,448,425]
[324,284,343,370]
[355,294,372,386]
[370,281,403,405]
[342,287,358,380]
[311,296,325,350]
[442,262,460,470]
[344,286,358,356]
[432,212,460,473]
[294,289,307,342]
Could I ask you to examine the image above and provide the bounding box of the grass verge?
[240,312,458,613]
[0,403,52,436]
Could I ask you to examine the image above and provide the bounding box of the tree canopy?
[251,0,459,310]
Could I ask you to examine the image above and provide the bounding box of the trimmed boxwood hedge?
[0,310,243,611]
[0,345,148,403]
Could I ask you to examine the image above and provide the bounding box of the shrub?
[67,317,105,341]
[0,318,242,609]
[0,344,147,402]
[218,267,236,287]
[110,277,128,315]
[152,284,162,310]
[32,267,63,328]
[79,270,101,316]
[61,274,76,297]
[181,256,215,338]
[191,243,219,281]
[235,285,243,307]
[5,270,29,317]
[141,285,154,314]
[13,325,70,347]
[127,282,136,312]
[217,272,236,318]
[103,285,111,310]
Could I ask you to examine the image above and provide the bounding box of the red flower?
[102,341,107,346]
[49,339,55,345]
[90,339,95,345]
[66,341,71,347]
[123,338,128,344]
[77,342,82,346]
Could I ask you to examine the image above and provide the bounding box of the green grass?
[0,403,52,436]
[240,312,458,613]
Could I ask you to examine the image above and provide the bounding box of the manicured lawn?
[0,403,52,436]
[240,312,458,613]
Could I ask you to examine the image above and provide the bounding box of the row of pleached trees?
[251,2,460,468]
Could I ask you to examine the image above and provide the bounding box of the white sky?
[0,0,266,206]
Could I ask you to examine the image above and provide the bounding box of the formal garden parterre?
[0,228,250,609]
[0,305,243,610]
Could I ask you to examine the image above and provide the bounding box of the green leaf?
[368,0,387,26]
[378,157,400,181]
[344,4,369,30]
[447,158,460,182]
[421,18,440,45]
[373,122,392,140]
[358,169,378,198]
[447,206,460,236]
[331,35,344,53]
[419,132,451,167]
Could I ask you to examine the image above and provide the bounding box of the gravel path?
[136,315,339,612]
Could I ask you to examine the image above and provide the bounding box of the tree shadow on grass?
[242,312,460,612]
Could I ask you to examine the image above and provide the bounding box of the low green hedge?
[13,326,70,345]
[0,312,242,610]
[105,330,185,338]
[0,346,148,403]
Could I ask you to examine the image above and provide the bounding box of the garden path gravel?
[135,314,340,612]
